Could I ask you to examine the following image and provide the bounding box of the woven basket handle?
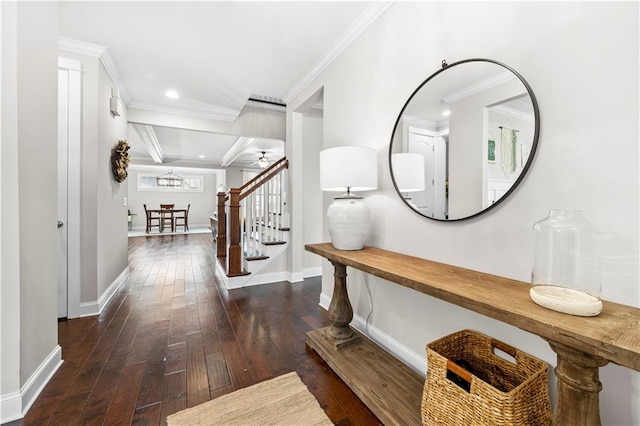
[491,338,517,359]
[446,360,473,383]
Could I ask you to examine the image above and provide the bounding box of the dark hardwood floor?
[16,233,380,425]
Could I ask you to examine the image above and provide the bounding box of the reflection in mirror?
[389,59,539,221]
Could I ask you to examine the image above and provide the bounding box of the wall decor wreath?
[111,140,131,183]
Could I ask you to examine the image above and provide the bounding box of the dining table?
[146,208,188,233]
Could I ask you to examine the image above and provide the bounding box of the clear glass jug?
[530,209,603,316]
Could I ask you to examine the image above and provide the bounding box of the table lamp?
[320,146,377,250]
[391,153,425,209]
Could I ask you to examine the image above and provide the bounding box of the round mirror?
[389,58,540,221]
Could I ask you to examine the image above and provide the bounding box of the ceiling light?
[257,152,269,169]
[198,155,205,159]
[165,90,179,99]
[442,110,451,116]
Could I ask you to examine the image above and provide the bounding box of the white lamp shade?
[391,153,425,192]
[320,146,377,192]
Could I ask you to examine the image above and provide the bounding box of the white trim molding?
[284,2,393,103]
[58,37,131,104]
[78,267,129,318]
[490,104,535,123]
[0,345,63,423]
[289,271,305,283]
[58,57,83,320]
[442,70,515,104]
[303,266,322,279]
[0,392,22,424]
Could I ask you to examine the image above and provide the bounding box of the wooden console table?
[305,243,640,426]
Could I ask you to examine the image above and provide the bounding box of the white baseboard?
[0,345,63,423]
[286,267,320,283]
[319,292,427,376]
[246,266,321,286]
[303,266,322,279]
[320,293,331,310]
[0,392,21,423]
[243,271,291,288]
[289,271,304,283]
[78,267,129,318]
[78,301,100,318]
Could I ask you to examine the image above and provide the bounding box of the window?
[137,173,204,192]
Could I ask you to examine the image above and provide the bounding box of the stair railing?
[216,157,289,276]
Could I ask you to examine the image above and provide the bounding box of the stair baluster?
[217,158,289,277]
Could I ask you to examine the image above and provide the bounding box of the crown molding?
[490,105,535,123]
[99,48,131,104]
[402,114,440,130]
[128,101,239,122]
[442,71,515,104]
[284,1,393,103]
[58,36,104,57]
[58,37,131,104]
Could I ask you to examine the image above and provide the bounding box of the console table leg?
[548,341,608,426]
[324,261,359,348]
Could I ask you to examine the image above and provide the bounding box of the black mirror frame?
[389,58,540,221]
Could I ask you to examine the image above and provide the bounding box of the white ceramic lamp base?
[530,285,603,317]
[326,197,371,250]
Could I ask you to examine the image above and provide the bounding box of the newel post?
[216,192,227,259]
[227,188,242,276]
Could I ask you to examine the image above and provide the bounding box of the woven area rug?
[166,372,333,425]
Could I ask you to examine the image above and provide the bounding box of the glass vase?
[530,209,603,316]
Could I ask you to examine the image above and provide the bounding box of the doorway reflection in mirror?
[389,59,539,221]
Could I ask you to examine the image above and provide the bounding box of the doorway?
[408,127,447,219]
[58,57,82,318]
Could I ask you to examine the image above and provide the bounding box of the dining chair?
[174,204,190,232]
[160,203,175,232]
[144,204,160,233]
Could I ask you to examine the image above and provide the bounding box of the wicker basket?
[422,329,551,426]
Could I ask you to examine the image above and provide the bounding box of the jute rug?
[166,372,333,425]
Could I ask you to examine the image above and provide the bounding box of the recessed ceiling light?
[198,155,205,159]
[165,90,179,99]
[442,110,451,116]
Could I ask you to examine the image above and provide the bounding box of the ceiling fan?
[251,151,270,169]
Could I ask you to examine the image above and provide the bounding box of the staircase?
[215,157,289,289]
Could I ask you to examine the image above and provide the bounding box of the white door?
[57,68,69,318]
[58,58,82,318]
[408,129,447,219]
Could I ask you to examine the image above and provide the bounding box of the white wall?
[127,165,219,229]
[1,0,22,407]
[301,109,323,272]
[448,77,528,218]
[1,2,61,421]
[288,2,639,424]
[225,166,244,189]
[15,0,60,389]
[96,61,129,299]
